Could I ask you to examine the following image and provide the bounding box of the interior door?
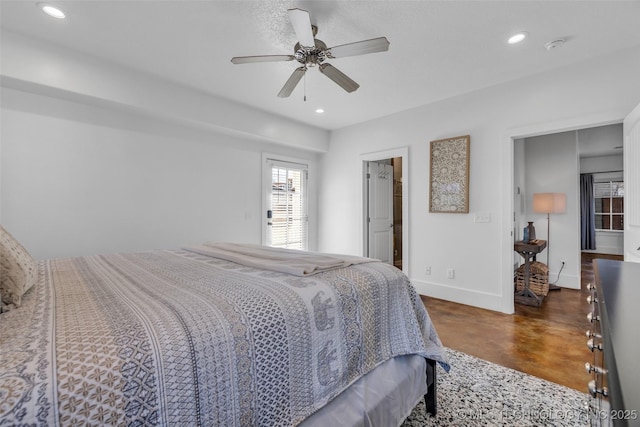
[624,101,640,262]
[367,162,394,263]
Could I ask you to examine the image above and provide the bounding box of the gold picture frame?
[429,135,470,213]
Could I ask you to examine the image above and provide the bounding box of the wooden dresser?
[587,259,640,426]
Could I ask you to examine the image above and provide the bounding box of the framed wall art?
[429,135,470,213]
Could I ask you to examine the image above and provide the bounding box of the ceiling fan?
[231,8,390,98]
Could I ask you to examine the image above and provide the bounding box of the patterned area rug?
[402,348,591,426]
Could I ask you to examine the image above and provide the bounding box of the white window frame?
[594,179,624,232]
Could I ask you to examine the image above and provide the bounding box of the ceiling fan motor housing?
[294,39,328,67]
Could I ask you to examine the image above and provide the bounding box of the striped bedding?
[0,247,448,426]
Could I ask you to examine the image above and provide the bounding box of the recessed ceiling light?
[38,3,66,19]
[508,32,528,45]
[315,108,325,114]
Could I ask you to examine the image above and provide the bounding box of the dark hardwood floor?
[421,252,623,392]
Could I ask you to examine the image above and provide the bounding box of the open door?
[624,101,640,262]
[360,148,408,273]
[366,161,394,264]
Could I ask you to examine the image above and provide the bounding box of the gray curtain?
[580,173,596,250]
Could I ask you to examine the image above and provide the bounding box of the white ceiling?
[2,1,640,130]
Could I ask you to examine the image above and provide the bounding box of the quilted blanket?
[0,248,448,426]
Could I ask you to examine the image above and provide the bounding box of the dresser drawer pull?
[587,312,600,323]
[586,330,602,339]
[587,295,598,304]
[585,362,607,375]
[587,338,603,352]
[588,380,608,398]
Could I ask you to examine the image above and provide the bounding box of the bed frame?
[425,358,438,415]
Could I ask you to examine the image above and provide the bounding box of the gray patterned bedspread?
[1,248,448,426]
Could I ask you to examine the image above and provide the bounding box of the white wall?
[523,131,580,288]
[319,45,640,313]
[580,155,623,174]
[1,87,319,260]
[589,230,624,256]
[1,30,329,153]
[0,31,325,260]
[578,124,623,160]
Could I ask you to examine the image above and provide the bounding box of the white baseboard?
[411,279,506,313]
[582,247,623,256]
[548,272,580,289]
[412,273,580,313]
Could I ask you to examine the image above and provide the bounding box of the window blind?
[594,180,624,231]
[594,181,624,198]
[267,160,308,250]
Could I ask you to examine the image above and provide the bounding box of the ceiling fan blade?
[277,67,306,98]
[319,63,359,93]
[287,8,315,48]
[328,37,390,58]
[231,55,295,64]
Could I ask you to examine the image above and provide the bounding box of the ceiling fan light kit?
[231,8,389,98]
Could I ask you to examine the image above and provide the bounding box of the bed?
[1,228,449,426]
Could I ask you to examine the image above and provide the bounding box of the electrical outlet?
[447,268,455,279]
[425,266,431,275]
[473,212,491,223]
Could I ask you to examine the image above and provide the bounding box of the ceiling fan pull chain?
[303,71,307,102]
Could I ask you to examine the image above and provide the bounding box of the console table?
[514,240,547,307]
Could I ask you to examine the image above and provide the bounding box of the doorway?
[513,124,624,286]
[504,122,626,315]
[364,158,403,268]
[360,147,409,273]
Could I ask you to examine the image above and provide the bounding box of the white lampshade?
[533,193,566,214]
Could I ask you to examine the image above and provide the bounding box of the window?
[594,180,624,231]
[265,159,308,250]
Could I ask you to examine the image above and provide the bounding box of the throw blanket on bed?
[184,242,375,276]
[1,248,448,426]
